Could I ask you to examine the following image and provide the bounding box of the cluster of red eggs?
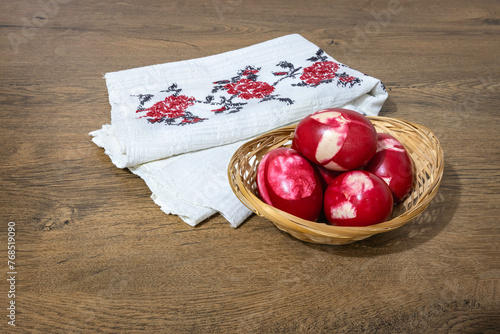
[256,108,414,227]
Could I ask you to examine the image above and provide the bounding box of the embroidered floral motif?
[300,61,340,85]
[294,49,362,88]
[132,49,363,125]
[139,95,194,121]
[272,61,303,85]
[208,65,293,114]
[337,73,359,85]
[134,84,206,125]
[223,78,275,100]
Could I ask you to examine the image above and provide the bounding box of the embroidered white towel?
[90,34,388,227]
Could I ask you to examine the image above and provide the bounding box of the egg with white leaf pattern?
[323,170,393,227]
[256,148,323,221]
[292,108,378,171]
[364,133,414,202]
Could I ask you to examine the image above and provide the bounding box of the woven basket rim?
[228,115,444,244]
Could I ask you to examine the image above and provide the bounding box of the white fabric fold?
[90,34,388,227]
[128,140,250,227]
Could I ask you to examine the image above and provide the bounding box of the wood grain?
[1,0,499,332]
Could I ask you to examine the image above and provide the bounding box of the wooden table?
[1,0,499,332]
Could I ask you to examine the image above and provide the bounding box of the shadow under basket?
[228,116,444,245]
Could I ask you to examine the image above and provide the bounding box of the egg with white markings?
[364,133,414,202]
[292,108,378,171]
[323,170,393,226]
[257,148,323,221]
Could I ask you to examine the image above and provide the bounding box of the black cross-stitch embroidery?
[131,94,154,111]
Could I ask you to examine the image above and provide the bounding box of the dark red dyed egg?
[315,165,343,190]
[292,108,377,171]
[364,133,414,202]
[257,148,323,221]
[323,170,393,227]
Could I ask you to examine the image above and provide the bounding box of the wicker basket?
[227,116,444,245]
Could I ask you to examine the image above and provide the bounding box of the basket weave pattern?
[228,116,444,245]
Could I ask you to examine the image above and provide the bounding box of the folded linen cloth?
[90,34,388,227]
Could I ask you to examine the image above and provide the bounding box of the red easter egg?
[364,133,414,202]
[323,170,393,227]
[292,108,378,171]
[257,148,323,221]
[315,165,343,190]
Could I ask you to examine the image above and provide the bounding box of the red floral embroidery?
[211,106,227,113]
[242,69,259,76]
[338,75,357,84]
[132,49,361,126]
[137,95,195,122]
[223,78,275,100]
[300,61,340,85]
[181,117,204,124]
